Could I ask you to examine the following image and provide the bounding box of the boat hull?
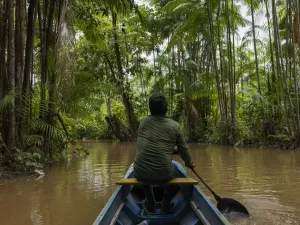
[93,161,231,225]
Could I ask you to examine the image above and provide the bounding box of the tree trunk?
[287,0,300,137]
[251,0,262,97]
[226,0,236,129]
[7,0,16,151]
[279,0,296,136]
[15,0,25,147]
[264,0,276,93]
[217,1,227,120]
[177,45,181,89]
[111,12,138,136]
[0,1,9,147]
[172,97,184,122]
[47,70,56,127]
[39,0,56,122]
[23,0,38,94]
[105,115,135,141]
[152,37,157,87]
[106,97,112,117]
[48,0,65,128]
[170,46,176,113]
[207,0,226,123]
[15,0,24,91]
[38,1,47,121]
[271,0,291,135]
[104,60,112,118]
[0,1,8,99]
[231,0,236,127]
[295,0,300,138]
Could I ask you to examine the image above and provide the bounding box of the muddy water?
[1,141,300,225]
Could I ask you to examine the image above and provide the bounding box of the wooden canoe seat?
[116,178,198,185]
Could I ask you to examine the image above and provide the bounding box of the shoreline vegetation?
[2,0,300,173]
[1,137,298,185]
[1,132,299,185]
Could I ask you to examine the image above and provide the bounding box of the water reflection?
[0,142,299,225]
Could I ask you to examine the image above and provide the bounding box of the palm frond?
[23,134,44,149]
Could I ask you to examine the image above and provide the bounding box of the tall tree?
[0,1,7,99]
[7,0,16,150]
[23,0,38,95]
[250,0,262,97]
[111,12,138,135]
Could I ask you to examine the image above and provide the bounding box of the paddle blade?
[217,198,249,216]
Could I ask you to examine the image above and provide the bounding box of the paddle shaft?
[191,168,221,202]
[191,168,250,216]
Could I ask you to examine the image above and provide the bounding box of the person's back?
[133,93,194,214]
[134,115,191,183]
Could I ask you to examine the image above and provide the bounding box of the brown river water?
[1,141,300,225]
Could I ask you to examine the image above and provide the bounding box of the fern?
[0,89,17,113]
[23,135,44,149]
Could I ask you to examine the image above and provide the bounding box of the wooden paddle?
[191,168,250,216]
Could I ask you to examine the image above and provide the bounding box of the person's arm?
[176,126,194,168]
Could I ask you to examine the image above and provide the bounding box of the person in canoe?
[134,93,195,214]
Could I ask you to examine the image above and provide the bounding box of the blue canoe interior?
[93,161,231,225]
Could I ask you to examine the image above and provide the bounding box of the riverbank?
[1,135,299,182]
[235,135,300,150]
[0,167,27,185]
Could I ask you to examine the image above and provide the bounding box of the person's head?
[149,93,168,116]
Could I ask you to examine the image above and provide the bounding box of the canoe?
[93,160,231,225]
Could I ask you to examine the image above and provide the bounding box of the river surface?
[1,141,300,225]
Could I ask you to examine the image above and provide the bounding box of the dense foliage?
[1,0,300,171]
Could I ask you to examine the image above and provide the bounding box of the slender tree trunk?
[104,55,138,141]
[207,0,225,123]
[226,0,236,131]
[181,43,185,93]
[15,0,24,91]
[171,46,176,113]
[0,1,9,145]
[107,97,112,117]
[140,71,147,114]
[23,0,38,94]
[287,0,300,137]
[271,0,291,135]
[296,0,300,51]
[295,0,300,138]
[47,71,56,127]
[0,1,8,99]
[39,0,56,123]
[265,57,271,93]
[284,0,294,133]
[238,47,244,96]
[0,5,3,99]
[231,0,236,127]
[251,0,262,97]
[104,62,112,117]
[39,0,57,159]
[48,0,64,127]
[217,1,227,120]
[15,0,25,147]
[152,37,157,87]
[38,1,46,120]
[185,43,196,141]
[264,0,276,93]
[279,0,296,136]
[39,0,56,121]
[112,12,138,135]
[7,0,16,151]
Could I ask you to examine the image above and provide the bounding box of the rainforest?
[1,0,300,172]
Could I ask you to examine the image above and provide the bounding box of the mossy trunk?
[105,115,136,142]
